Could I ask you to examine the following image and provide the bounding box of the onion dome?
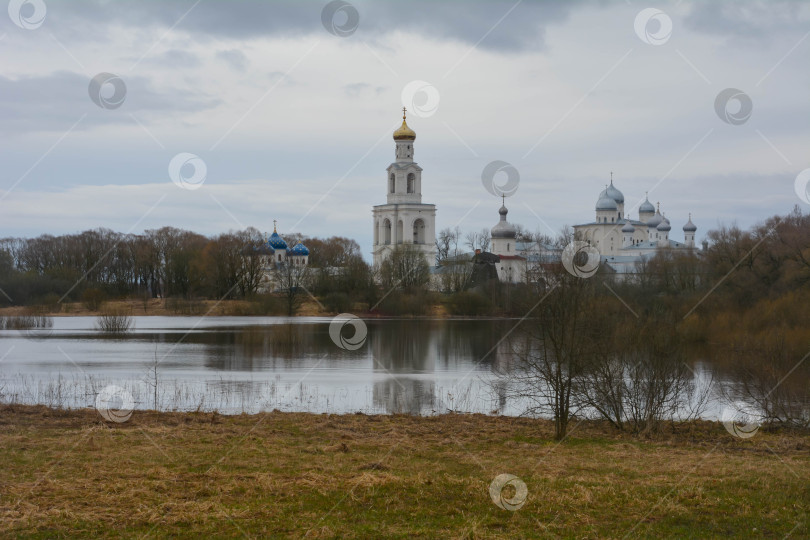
[491,203,517,239]
[639,195,655,214]
[657,215,671,232]
[253,243,274,255]
[604,177,624,204]
[683,214,697,232]
[596,190,618,211]
[621,222,635,233]
[267,223,288,250]
[289,242,310,256]
[393,108,416,141]
[646,203,663,228]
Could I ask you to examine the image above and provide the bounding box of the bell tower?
[372,108,437,268]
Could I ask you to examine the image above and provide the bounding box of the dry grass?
[0,405,807,538]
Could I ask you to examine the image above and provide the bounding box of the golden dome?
[393,107,416,141]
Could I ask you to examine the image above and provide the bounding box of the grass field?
[1,405,808,538]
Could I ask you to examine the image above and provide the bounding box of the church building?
[372,109,437,268]
[255,222,310,292]
[572,176,698,274]
[489,197,525,283]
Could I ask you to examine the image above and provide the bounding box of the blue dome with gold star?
[289,242,309,256]
[268,231,287,250]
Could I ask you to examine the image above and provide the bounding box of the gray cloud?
[343,82,385,98]
[683,1,810,41]
[216,49,249,72]
[143,49,203,69]
[43,0,579,52]
[0,71,221,135]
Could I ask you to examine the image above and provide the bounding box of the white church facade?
[572,177,698,274]
[372,109,437,268]
[489,199,527,283]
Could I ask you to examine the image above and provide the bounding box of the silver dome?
[491,205,517,239]
[604,180,624,204]
[596,191,618,211]
[683,214,697,232]
[646,211,663,228]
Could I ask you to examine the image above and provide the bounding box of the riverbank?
[0,297,453,318]
[0,298,325,317]
[1,405,807,538]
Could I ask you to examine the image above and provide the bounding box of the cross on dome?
[393,107,416,141]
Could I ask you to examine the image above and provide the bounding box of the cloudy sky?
[1,0,808,258]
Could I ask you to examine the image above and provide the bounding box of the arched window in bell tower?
[383,219,391,245]
[413,219,425,244]
[389,174,395,193]
[407,173,415,194]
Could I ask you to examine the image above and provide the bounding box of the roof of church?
[250,243,274,255]
[515,241,560,252]
[596,192,618,211]
[393,108,416,141]
[574,218,646,227]
[491,203,517,239]
[683,214,697,231]
[268,231,287,249]
[603,179,624,204]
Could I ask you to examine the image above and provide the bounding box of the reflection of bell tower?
[371,320,436,414]
[372,108,437,268]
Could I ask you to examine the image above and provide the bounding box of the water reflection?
[1,316,783,418]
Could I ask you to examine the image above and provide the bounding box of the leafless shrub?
[95,310,133,335]
[0,315,53,330]
[722,335,810,429]
[579,346,711,434]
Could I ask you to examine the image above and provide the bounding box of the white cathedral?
[371,110,698,283]
[372,108,437,268]
[571,177,697,274]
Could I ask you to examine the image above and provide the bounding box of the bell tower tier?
[372,108,436,268]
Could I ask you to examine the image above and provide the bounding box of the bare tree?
[502,241,606,440]
[272,260,311,316]
[579,321,710,433]
[478,228,491,252]
[378,244,430,290]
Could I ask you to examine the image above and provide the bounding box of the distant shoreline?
[0,298,460,318]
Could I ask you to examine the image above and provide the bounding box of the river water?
[0,316,731,417]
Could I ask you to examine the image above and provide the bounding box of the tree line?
[0,226,372,307]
